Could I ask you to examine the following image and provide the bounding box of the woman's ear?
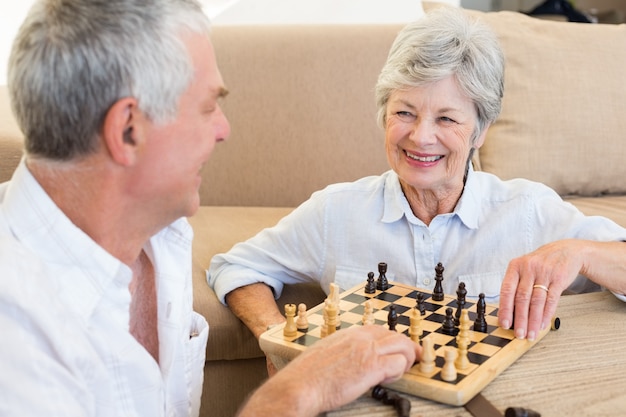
[473,123,491,149]
[102,97,142,166]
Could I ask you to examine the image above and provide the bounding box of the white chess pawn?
[296,303,309,331]
[441,347,458,382]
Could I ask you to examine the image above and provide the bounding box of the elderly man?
[0,1,418,416]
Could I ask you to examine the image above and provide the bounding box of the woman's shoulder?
[471,170,560,201]
[314,170,394,196]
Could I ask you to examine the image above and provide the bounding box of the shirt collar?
[380,167,480,229]
[381,170,420,224]
[454,166,480,229]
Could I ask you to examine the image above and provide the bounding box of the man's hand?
[238,325,420,417]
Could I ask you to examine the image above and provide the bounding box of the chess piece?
[440,346,458,382]
[418,336,436,373]
[432,262,444,301]
[372,385,411,417]
[283,303,298,338]
[455,282,467,325]
[441,307,457,336]
[320,322,328,338]
[394,396,411,417]
[505,407,541,417]
[409,307,422,343]
[320,300,329,338]
[325,298,338,336]
[362,300,375,325]
[377,262,389,291]
[329,282,341,329]
[365,271,376,294]
[473,292,488,332]
[329,282,340,305]
[387,304,398,331]
[455,309,471,370]
[296,303,309,331]
[416,291,426,315]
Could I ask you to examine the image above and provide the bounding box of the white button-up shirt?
[0,161,208,417]
[209,168,626,304]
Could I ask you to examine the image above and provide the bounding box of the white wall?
[1,1,465,85]
[0,2,34,85]
[211,0,427,25]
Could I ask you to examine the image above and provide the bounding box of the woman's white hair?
[375,6,504,140]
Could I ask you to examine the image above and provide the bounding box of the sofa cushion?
[204,24,402,207]
[189,206,291,360]
[475,11,626,197]
[567,195,626,228]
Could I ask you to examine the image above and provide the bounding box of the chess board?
[259,280,553,406]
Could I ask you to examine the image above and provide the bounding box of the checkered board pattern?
[259,281,551,406]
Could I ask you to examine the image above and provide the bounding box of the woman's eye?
[396,111,414,120]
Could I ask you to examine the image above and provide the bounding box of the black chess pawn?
[505,407,541,417]
[394,396,411,417]
[372,385,410,417]
[416,291,426,316]
[365,271,376,294]
[441,307,457,335]
[387,304,398,331]
[432,262,444,301]
[473,292,488,332]
[377,262,389,291]
[455,282,467,326]
[371,385,387,401]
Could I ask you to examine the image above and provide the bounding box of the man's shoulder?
[0,180,8,202]
[0,236,66,331]
[0,236,53,290]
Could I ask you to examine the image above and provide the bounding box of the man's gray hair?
[8,0,211,160]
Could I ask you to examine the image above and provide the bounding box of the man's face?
[132,32,230,222]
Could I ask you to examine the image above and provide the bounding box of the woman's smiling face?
[384,75,484,198]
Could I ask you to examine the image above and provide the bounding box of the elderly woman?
[209,7,626,347]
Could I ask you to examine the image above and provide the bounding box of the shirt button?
[423,278,431,285]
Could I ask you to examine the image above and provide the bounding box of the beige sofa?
[2,4,626,416]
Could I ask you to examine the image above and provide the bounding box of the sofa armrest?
[189,206,326,362]
[196,278,326,362]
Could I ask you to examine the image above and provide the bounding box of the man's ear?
[102,97,143,166]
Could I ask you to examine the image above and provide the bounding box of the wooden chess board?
[259,281,553,406]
